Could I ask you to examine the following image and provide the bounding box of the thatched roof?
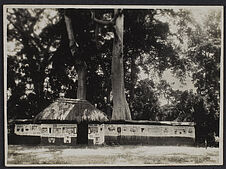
[34,98,109,123]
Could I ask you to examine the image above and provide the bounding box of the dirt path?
[6,145,220,166]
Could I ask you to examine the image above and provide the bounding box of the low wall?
[13,123,77,145]
[105,136,195,146]
[88,124,105,145]
[104,123,195,146]
[11,121,195,146]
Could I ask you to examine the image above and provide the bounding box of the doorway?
[77,122,88,144]
[117,127,121,144]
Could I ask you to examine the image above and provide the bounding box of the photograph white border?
[3,4,224,167]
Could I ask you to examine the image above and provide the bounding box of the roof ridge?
[57,98,87,103]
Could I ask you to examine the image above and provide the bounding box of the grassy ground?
[7,145,220,166]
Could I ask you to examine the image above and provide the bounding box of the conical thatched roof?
[34,98,109,123]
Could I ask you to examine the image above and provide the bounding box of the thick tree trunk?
[111,9,132,121]
[77,67,86,99]
[64,13,87,100]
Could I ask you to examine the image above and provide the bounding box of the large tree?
[64,10,87,99]
[122,9,186,119]
[188,11,221,144]
[92,9,131,120]
[6,8,190,121]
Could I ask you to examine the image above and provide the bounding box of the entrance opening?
[117,127,121,144]
[77,122,88,144]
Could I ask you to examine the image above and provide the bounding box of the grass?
[6,145,220,165]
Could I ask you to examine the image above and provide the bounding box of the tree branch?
[64,11,87,70]
[64,13,80,56]
[91,11,114,25]
[91,9,123,26]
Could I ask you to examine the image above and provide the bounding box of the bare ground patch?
[7,145,220,165]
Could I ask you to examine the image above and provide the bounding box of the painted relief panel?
[88,124,105,145]
[104,124,195,139]
[14,123,77,138]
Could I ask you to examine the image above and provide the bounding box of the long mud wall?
[9,122,195,146]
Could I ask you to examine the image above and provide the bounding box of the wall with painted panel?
[104,124,195,138]
[14,124,77,138]
[88,124,105,145]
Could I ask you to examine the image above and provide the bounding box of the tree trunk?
[130,55,136,100]
[111,9,132,121]
[77,67,86,99]
[129,54,136,119]
[64,12,87,100]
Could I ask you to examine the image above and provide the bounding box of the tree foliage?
[132,79,160,120]
[7,8,60,119]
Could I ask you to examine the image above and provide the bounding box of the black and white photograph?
[4,5,223,166]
